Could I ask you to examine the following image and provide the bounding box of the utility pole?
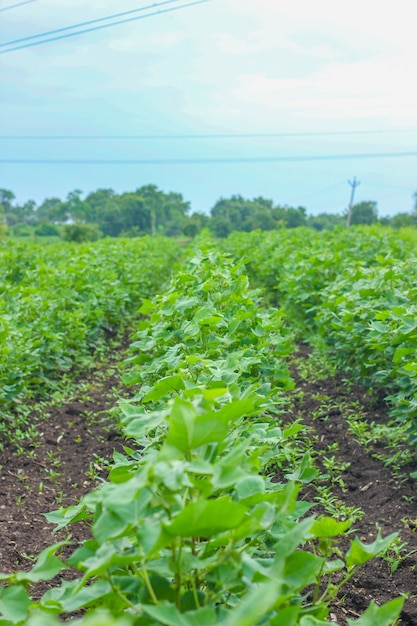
[346,177,360,227]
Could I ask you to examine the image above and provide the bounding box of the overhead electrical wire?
[1,0,185,46]
[0,0,37,12]
[0,0,212,53]
[1,129,417,140]
[2,151,417,165]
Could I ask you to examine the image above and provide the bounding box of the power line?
[0,0,212,53]
[0,0,37,12]
[286,181,347,206]
[0,0,182,46]
[1,129,417,140]
[1,151,417,164]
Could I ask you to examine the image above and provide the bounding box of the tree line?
[0,185,416,240]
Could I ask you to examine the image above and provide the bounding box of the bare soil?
[289,344,417,625]
[1,342,416,624]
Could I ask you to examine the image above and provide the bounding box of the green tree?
[210,195,276,234]
[84,188,115,223]
[0,188,15,214]
[308,212,344,231]
[273,205,307,228]
[62,189,91,222]
[382,212,416,229]
[36,197,65,223]
[182,212,209,238]
[347,201,378,225]
[0,190,38,226]
[136,185,190,236]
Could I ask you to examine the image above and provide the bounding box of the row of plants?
[223,226,417,441]
[0,237,180,443]
[0,247,403,625]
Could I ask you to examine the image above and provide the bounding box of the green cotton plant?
[0,245,404,625]
[117,248,294,460]
[0,237,180,442]
[0,388,403,626]
[314,257,417,439]
[124,248,293,394]
[224,227,417,443]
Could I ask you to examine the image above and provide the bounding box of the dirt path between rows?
[0,347,130,582]
[289,345,417,625]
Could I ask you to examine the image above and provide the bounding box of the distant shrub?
[63,223,102,242]
[34,222,61,237]
[12,224,33,237]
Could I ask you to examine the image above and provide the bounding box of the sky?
[1,0,416,217]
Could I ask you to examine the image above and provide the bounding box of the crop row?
[223,226,417,440]
[0,237,179,442]
[0,247,402,625]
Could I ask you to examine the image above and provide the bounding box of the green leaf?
[299,617,331,626]
[235,475,265,500]
[347,597,404,626]
[165,496,247,537]
[221,579,284,626]
[283,551,324,591]
[138,298,155,314]
[285,453,317,483]
[269,605,301,625]
[44,501,90,532]
[142,375,185,403]
[165,397,199,452]
[15,541,66,583]
[0,585,31,622]
[26,611,63,626]
[392,346,415,364]
[346,532,398,569]
[41,579,112,613]
[119,404,167,439]
[310,516,352,538]
[166,397,253,452]
[143,604,217,626]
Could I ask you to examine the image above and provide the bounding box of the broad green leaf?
[41,579,112,613]
[310,516,352,538]
[44,501,90,532]
[165,397,198,451]
[143,604,217,626]
[165,496,248,537]
[283,551,324,591]
[166,397,254,452]
[285,453,317,483]
[26,611,63,626]
[299,617,331,626]
[393,346,415,364]
[15,541,66,583]
[347,597,404,626]
[138,298,155,314]
[142,375,185,403]
[235,475,265,500]
[220,579,284,626]
[323,559,344,574]
[68,609,134,626]
[203,386,228,400]
[79,540,141,580]
[274,517,316,561]
[0,585,31,622]
[268,605,301,625]
[346,532,398,569]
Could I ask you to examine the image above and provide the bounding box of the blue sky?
[1,0,416,216]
